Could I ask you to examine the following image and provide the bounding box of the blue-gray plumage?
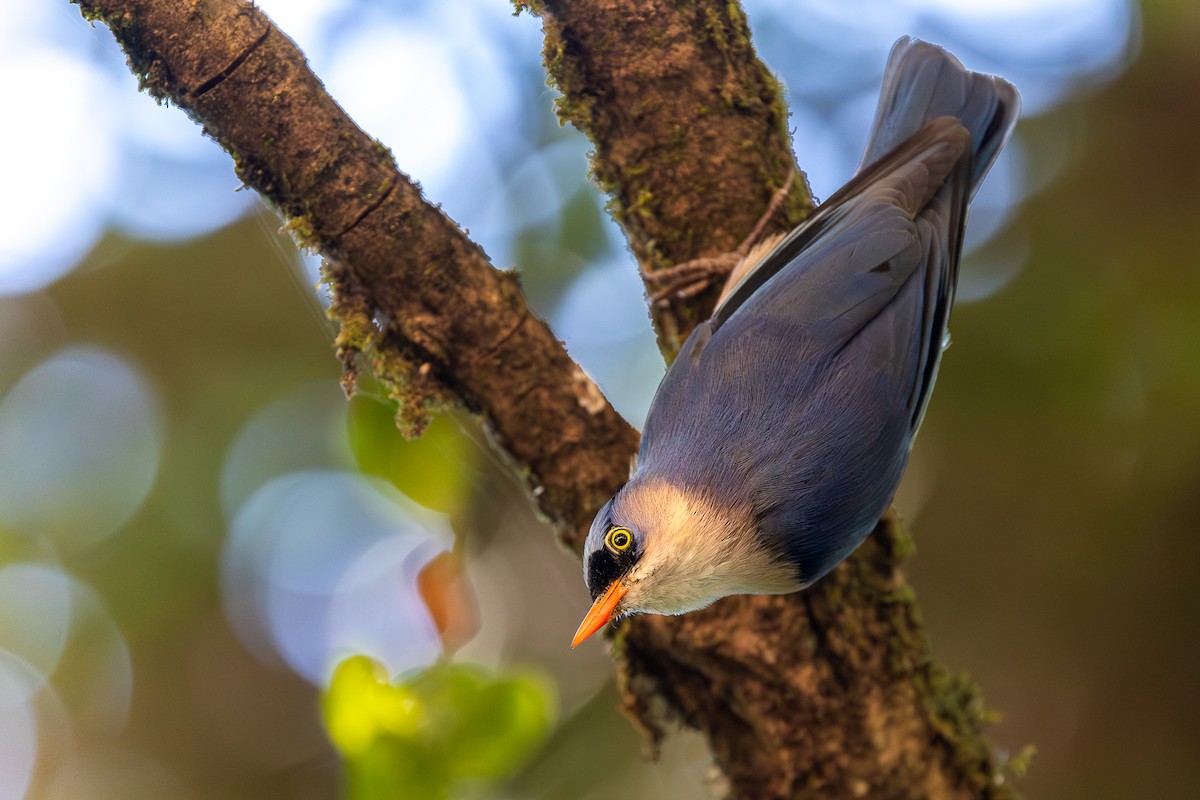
[573,38,1020,646]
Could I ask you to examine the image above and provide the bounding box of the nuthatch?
[573,38,1019,647]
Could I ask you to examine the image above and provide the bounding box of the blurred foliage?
[348,394,479,514]
[323,657,554,800]
[514,186,615,314]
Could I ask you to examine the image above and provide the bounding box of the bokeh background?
[1,0,1196,797]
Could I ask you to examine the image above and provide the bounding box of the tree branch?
[73,0,1017,797]
[74,0,636,542]
[517,0,814,348]
[521,3,1017,799]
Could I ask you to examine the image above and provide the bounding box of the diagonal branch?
[73,0,1018,797]
[74,0,636,543]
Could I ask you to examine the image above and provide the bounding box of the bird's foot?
[643,170,795,303]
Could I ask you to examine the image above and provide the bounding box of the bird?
[572,37,1020,648]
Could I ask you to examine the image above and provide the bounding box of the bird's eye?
[606,527,633,553]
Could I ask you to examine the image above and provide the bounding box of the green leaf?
[445,674,553,780]
[323,656,423,756]
[346,396,476,513]
[322,658,555,800]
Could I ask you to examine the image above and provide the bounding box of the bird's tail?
[859,37,1020,197]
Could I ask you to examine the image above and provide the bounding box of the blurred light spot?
[919,0,1102,14]
[306,3,540,264]
[0,654,37,800]
[789,103,861,203]
[104,49,257,240]
[299,251,326,295]
[255,0,351,63]
[223,471,449,685]
[325,22,469,194]
[0,47,117,295]
[555,262,666,428]
[0,347,162,551]
[908,0,1135,115]
[0,564,72,701]
[328,537,445,677]
[54,579,133,736]
[958,232,1030,304]
[109,135,256,241]
[2,0,264,290]
[0,650,43,714]
[219,381,354,520]
[554,260,653,348]
[90,35,259,242]
[962,140,1024,256]
[749,0,1135,242]
[497,138,593,230]
[750,0,1134,118]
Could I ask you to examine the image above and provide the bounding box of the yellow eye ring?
[606,527,633,553]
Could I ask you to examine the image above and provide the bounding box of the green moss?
[552,94,590,131]
[919,663,1025,798]
[627,188,658,221]
[1003,744,1037,780]
[283,216,319,252]
[726,0,748,30]
[542,26,597,134]
[373,138,392,158]
[510,0,545,15]
[359,176,394,207]
[73,2,103,23]
[927,667,986,732]
[882,584,917,606]
[323,261,448,440]
[702,5,729,49]
[887,517,918,561]
[371,350,443,440]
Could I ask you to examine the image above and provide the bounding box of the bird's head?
[571,478,798,647]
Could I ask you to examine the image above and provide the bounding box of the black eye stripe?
[586,527,640,598]
[586,550,624,600]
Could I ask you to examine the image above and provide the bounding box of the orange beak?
[571,579,628,648]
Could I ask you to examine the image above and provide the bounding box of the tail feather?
[860,37,1020,196]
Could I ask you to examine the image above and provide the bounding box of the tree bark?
[514,0,813,349]
[73,0,636,540]
[72,1,1019,797]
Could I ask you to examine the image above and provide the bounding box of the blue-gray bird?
[573,38,1019,647]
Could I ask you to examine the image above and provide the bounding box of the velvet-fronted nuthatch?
[573,37,1019,647]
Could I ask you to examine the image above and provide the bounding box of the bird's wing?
[715,116,965,329]
[709,116,971,424]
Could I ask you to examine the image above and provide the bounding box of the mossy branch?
[71,0,1016,797]
[72,0,636,543]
